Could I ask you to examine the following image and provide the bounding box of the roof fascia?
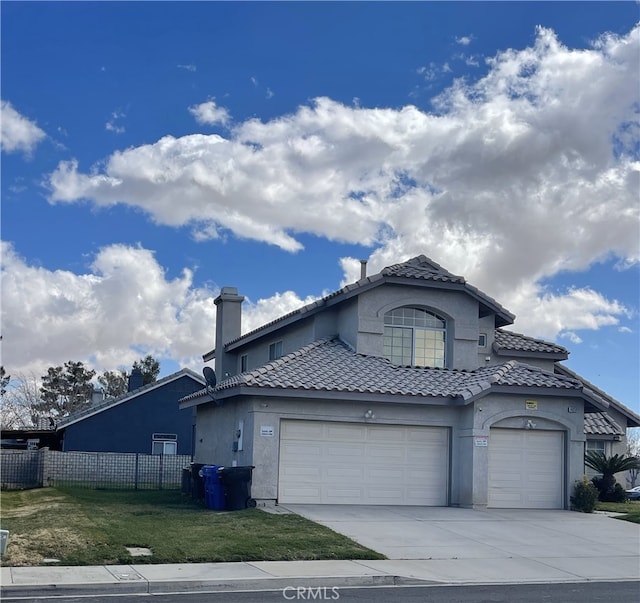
[493,348,568,361]
[210,385,457,406]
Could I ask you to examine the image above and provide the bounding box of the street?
[4,581,639,603]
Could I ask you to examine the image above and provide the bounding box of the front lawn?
[0,487,385,566]
[595,500,640,524]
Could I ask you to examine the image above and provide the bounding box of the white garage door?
[278,420,449,505]
[488,428,564,509]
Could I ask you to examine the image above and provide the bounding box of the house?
[180,255,640,509]
[57,368,205,456]
[1,428,62,450]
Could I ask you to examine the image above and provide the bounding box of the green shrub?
[571,476,599,513]
[592,477,629,503]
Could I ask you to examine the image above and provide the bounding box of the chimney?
[360,260,367,280]
[128,367,144,392]
[214,286,245,380]
[92,388,105,405]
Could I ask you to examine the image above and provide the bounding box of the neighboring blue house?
[57,368,205,456]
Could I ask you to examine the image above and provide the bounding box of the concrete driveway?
[284,505,640,583]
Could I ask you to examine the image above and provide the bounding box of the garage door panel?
[281,442,323,457]
[326,444,366,458]
[281,421,325,439]
[367,445,406,461]
[326,424,367,441]
[279,420,449,506]
[326,466,365,480]
[489,428,563,509]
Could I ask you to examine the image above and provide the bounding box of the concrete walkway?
[1,508,639,597]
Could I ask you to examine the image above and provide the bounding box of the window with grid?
[152,433,177,455]
[383,307,446,368]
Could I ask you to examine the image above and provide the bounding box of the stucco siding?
[355,285,481,369]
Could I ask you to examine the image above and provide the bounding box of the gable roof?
[57,368,205,430]
[183,337,608,410]
[494,329,569,360]
[555,363,640,428]
[204,254,515,360]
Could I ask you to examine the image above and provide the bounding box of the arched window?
[383,307,446,368]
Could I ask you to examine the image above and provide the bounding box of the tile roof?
[584,412,624,436]
[183,338,586,404]
[494,329,568,356]
[381,255,465,284]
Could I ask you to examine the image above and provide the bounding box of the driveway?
[283,505,640,583]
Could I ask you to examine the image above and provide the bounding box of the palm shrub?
[584,451,640,502]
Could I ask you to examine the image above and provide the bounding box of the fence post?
[134,453,139,490]
[159,454,164,490]
[38,447,49,487]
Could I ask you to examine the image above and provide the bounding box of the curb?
[0,574,431,598]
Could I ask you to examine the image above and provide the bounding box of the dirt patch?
[2,527,90,567]
[2,494,68,519]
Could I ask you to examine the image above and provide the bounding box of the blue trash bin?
[200,465,226,510]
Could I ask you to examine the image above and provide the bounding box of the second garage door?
[278,420,449,505]
[488,428,564,509]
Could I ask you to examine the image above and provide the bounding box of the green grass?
[595,500,640,524]
[0,488,385,566]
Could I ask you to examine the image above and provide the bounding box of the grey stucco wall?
[231,319,317,376]
[194,399,253,468]
[196,390,585,509]
[355,285,482,370]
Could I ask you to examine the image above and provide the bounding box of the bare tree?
[626,428,640,488]
[0,371,44,429]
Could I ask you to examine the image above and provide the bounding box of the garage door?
[488,428,564,509]
[278,420,449,505]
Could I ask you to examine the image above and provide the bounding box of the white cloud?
[506,283,632,340]
[456,35,473,46]
[105,111,126,134]
[0,242,218,376]
[0,240,324,377]
[45,25,640,342]
[177,64,197,72]
[188,100,231,126]
[560,331,583,345]
[1,100,46,155]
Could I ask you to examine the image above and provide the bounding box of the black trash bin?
[181,467,191,495]
[190,463,205,500]
[216,466,256,510]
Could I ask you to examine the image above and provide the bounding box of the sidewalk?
[2,508,639,596]
[3,554,639,598]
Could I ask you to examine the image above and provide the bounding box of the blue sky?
[1,2,639,412]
